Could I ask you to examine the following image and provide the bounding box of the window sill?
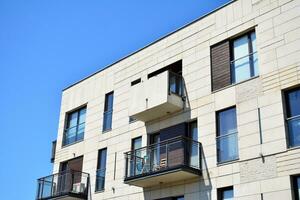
[95,189,105,194]
[212,75,259,94]
[287,145,300,151]
[61,139,84,148]
[217,158,239,166]
[102,129,112,134]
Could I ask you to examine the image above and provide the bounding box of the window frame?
[102,91,114,132]
[95,148,107,192]
[62,105,87,147]
[230,31,257,84]
[283,86,300,148]
[216,106,239,164]
[217,186,234,200]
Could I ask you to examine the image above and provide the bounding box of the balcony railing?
[63,122,85,146]
[124,136,201,181]
[36,170,89,200]
[168,71,184,97]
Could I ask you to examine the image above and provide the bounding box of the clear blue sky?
[0,0,229,199]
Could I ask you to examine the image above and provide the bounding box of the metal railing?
[36,170,89,200]
[63,122,85,146]
[103,110,113,131]
[168,71,184,97]
[287,115,300,147]
[95,169,106,191]
[216,132,239,163]
[124,136,201,179]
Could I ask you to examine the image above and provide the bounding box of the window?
[218,186,234,200]
[103,92,114,132]
[174,197,184,200]
[216,107,239,163]
[129,116,137,123]
[211,30,258,91]
[285,87,300,147]
[188,121,199,168]
[131,78,141,86]
[293,176,300,200]
[95,148,107,192]
[231,31,258,83]
[63,106,86,146]
[130,137,142,176]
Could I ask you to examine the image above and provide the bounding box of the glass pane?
[218,108,237,136]
[233,35,251,83]
[96,170,105,191]
[78,108,86,124]
[223,189,233,200]
[189,121,199,167]
[288,117,300,147]
[77,123,85,141]
[68,112,78,128]
[251,32,259,76]
[98,149,107,170]
[176,197,184,200]
[105,92,114,111]
[133,137,142,150]
[286,89,300,118]
[103,111,112,131]
[217,133,238,162]
[65,126,77,145]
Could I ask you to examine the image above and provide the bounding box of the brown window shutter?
[211,40,231,91]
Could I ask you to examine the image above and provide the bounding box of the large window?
[95,148,107,192]
[63,107,86,146]
[293,176,300,200]
[216,107,239,163]
[285,87,300,147]
[218,186,234,200]
[231,31,258,83]
[211,30,258,91]
[103,92,114,132]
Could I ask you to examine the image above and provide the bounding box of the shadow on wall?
[142,147,212,200]
[198,145,212,200]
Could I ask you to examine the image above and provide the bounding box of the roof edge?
[63,0,235,91]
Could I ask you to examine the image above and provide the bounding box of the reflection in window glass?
[285,88,300,147]
[217,107,238,163]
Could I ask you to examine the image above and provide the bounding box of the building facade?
[36,0,300,199]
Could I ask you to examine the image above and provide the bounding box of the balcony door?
[59,157,83,194]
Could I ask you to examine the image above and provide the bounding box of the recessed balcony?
[129,70,184,122]
[36,170,89,200]
[124,136,202,187]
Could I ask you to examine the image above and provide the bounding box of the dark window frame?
[62,105,87,147]
[282,86,300,148]
[102,91,114,132]
[230,30,257,84]
[216,106,239,164]
[217,186,234,200]
[131,78,141,86]
[95,148,107,192]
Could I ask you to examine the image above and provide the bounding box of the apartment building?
[36,0,300,199]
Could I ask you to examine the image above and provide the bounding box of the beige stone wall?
[52,0,300,199]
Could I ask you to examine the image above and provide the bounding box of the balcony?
[36,170,89,200]
[124,136,201,187]
[129,71,184,122]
